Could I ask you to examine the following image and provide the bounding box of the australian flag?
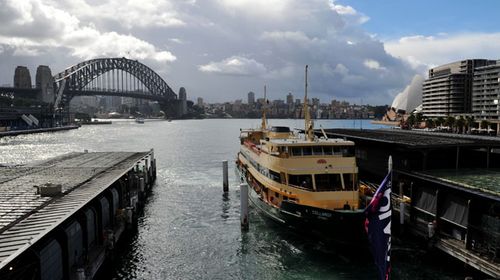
[365,172,392,280]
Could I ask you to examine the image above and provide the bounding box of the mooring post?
[139,177,145,193]
[76,268,85,280]
[223,160,228,192]
[240,183,249,230]
[399,182,405,226]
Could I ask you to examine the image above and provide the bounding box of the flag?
[365,172,392,280]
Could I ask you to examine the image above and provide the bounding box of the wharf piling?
[222,160,229,193]
[240,183,249,230]
[0,150,157,280]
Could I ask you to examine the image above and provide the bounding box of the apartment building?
[422,59,495,117]
[473,62,500,120]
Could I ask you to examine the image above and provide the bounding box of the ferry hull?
[239,168,367,246]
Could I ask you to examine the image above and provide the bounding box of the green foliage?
[407,114,416,128]
[480,120,490,129]
[456,116,465,133]
[415,112,423,123]
[425,118,434,128]
[435,117,445,127]
[444,116,456,128]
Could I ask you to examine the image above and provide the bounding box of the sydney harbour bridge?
[1,57,183,117]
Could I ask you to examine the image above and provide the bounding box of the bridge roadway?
[0,150,156,279]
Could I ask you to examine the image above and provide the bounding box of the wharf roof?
[397,169,500,202]
[0,151,150,270]
[323,129,500,149]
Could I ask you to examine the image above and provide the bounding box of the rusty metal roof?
[0,151,150,270]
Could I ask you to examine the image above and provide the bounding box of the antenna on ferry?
[304,65,314,141]
[261,85,267,130]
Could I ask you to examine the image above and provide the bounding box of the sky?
[0,0,499,105]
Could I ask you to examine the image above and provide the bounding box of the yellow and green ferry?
[236,66,367,243]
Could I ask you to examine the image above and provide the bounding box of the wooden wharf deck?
[0,150,156,280]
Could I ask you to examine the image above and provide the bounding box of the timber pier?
[0,150,157,280]
[324,128,500,279]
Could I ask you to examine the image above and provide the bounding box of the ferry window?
[302,147,312,156]
[269,169,281,183]
[342,174,354,190]
[288,174,313,190]
[312,146,323,155]
[342,147,355,157]
[323,146,333,155]
[315,174,343,191]
[291,147,302,156]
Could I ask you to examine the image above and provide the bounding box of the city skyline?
[1,1,500,105]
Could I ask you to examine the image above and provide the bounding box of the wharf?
[0,125,79,137]
[324,128,500,278]
[0,150,156,280]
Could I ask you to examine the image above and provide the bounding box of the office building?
[247,91,255,106]
[422,59,495,117]
[472,61,500,120]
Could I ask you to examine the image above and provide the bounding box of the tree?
[407,114,416,128]
[435,117,445,127]
[480,120,490,129]
[455,117,465,134]
[425,118,435,129]
[445,116,455,131]
[415,112,424,124]
[465,116,475,133]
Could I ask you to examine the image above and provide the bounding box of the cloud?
[0,0,176,64]
[329,0,369,24]
[199,56,267,76]
[0,0,417,105]
[385,33,500,72]
[364,59,386,71]
[51,0,185,29]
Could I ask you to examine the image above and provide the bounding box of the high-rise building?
[312,98,320,107]
[197,97,204,107]
[178,87,187,116]
[472,61,500,121]
[422,59,495,117]
[286,93,293,105]
[14,66,32,88]
[36,65,55,103]
[247,91,255,106]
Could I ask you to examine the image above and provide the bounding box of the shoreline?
[0,125,79,137]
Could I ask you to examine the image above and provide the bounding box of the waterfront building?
[178,87,187,116]
[197,97,204,107]
[247,91,255,106]
[35,65,55,104]
[422,59,495,117]
[472,61,500,121]
[286,92,293,105]
[13,66,32,88]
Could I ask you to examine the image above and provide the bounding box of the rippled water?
[0,119,468,279]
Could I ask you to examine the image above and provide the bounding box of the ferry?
[236,66,367,244]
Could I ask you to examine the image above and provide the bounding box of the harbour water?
[0,119,468,279]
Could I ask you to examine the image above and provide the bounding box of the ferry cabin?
[239,127,360,211]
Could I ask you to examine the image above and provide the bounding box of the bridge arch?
[53,57,177,102]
